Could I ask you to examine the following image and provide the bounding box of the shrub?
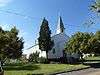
[38,57,48,63]
[28,52,39,63]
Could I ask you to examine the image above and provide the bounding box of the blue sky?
[0,0,99,54]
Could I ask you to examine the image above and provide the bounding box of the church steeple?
[56,16,65,34]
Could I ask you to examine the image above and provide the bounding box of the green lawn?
[84,56,100,60]
[84,56,100,64]
[4,64,89,75]
[5,56,100,75]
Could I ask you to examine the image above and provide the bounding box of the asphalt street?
[57,68,100,75]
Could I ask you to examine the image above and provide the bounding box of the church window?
[52,48,55,54]
[52,40,54,46]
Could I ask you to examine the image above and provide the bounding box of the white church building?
[27,16,69,59]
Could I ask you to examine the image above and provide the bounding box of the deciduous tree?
[0,27,24,66]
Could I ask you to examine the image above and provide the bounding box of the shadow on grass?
[85,60,100,62]
[27,73,44,75]
[3,64,40,71]
[5,63,26,66]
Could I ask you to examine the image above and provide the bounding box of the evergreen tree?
[38,18,53,60]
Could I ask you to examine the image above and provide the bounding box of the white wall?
[48,33,69,59]
[26,33,69,59]
[26,45,46,58]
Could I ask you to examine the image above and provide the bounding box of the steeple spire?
[56,16,65,34]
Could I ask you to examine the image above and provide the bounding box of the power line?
[0,9,98,31]
[25,44,38,50]
[0,9,99,50]
[0,9,42,20]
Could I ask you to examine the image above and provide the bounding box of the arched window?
[52,48,55,54]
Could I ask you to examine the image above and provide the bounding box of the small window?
[52,48,55,54]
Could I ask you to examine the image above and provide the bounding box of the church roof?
[56,16,65,34]
[52,32,69,39]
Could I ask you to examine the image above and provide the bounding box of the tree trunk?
[46,51,49,63]
[46,51,48,60]
[0,60,3,74]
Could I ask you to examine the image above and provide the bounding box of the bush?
[38,57,48,63]
[28,52,39,63]
[67,57,80,64]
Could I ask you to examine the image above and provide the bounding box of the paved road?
[57,68,100,75]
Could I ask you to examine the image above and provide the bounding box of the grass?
[4,63,39,70]
[4,64,89,75]
[5,56,100,75]
[83,56,100,68]
[84,56,100,61]
[83,56,100,64]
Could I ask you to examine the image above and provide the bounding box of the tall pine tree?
[38,18,53,60]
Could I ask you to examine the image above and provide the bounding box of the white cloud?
[0,24,13,30]
[0,0,12,7]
